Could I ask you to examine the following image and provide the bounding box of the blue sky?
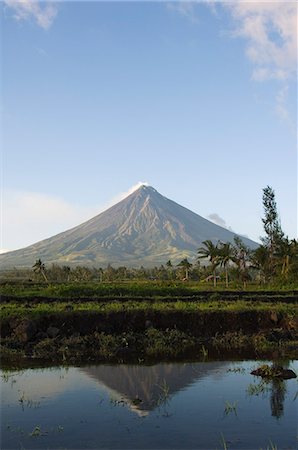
[1,1,297,251]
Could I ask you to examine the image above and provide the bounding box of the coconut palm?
[218,242,234,287]
[275,237,298,280]
[177,258,192,280]
[197,240,220,286]
[233,237,251,288]
[32,258,48,283]
[250,245,270,283]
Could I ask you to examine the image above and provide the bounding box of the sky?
[1,0,297,252]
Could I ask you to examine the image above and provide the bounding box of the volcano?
[0,185,257,268]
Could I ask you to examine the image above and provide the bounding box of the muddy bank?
[1,309,297,338]
[1,308,297,363]
[1,290,298,303]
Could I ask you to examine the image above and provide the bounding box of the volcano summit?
[0,185,257,268]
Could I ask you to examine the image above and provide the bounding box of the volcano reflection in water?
[80,361,228,415]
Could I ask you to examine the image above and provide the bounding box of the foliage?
[261,186,285,255]
[0,187,296,289]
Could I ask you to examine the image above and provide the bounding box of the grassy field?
[1,299,297,321]
[1,280,298,299]
[1,281,297,364]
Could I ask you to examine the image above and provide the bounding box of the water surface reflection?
[81,361,228,415]
[1,360,297,449]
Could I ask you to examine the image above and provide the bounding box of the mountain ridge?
[0,185,258,268]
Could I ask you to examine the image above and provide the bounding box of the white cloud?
[207,213,233,231]
[1,190,100,251]
[167,2,199,23]
[222,1,297,82]
[169,1,296,126]
[104,181,149,209]
[1,183,149,251]
[275,84,289,121]
[4,0,58,29]
[167,1,297,81]
[0,249,10,254]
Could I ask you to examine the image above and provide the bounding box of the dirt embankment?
[1,307,297,363]
[1,309,297,339]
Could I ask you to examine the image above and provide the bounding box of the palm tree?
[218,242,234,287]
[197,240,220,287]
[32,258,48,283]
[62,265,71,282]
[177,258,192,280]
[233,237,251,288]
[250,245,270,283]
[166,260,172,268]
[275,238,298,280]
[166,259,174,280]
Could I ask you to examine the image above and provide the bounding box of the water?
[1,360,297,449]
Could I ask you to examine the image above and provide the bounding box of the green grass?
[1,281,296,363]
[1,280,297,299]
[0,299,296,320]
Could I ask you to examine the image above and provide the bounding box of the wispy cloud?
[166,1,199,24]
[168,1,296,125]
[1,190,99,251]
[1,184,149,251]
[221,2,297,82]
[207,213,233,231]
[0,249,10,255]
[108,181,149,206]
[167,1,297,82]
[4,0,58,29]
[275,84,289,121]
[274,83,296,132]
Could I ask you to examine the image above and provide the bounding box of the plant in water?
[246,381,269,397]
[224,400,238,416]
[220,432,228,450]
[29,426,42,437]
[200,345,208,358]
[131,397,142,406]
[227,367,245,374]
[260,441,278,450]
[18,392,25,404]
[157,379,170,407]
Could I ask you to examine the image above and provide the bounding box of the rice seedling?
[200,345,208,358]
[157,379,170,407]
[220,432,228,450]
[224,400,238,416]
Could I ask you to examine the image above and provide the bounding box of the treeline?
[195,186,298,286]
[2,186,297,287]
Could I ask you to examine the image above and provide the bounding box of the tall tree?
[233,237,251,288]
[261,186,285,278]
[32,259,48,283]
[197,240,220,286]
[250,245,270,283]
[166,259,175,279]
[177,258,192,280]
[218,242,234,287]
[166,260,172,268]
[275,238,298,280]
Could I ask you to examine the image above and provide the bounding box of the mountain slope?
[0,185,258,268]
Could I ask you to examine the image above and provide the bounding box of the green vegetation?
[1,186,297,289]
[224,400,238,416]
[1,295,297,363]
[1,279,298,300]
[0,298,297,320]
[0,187,296,364]
[196,187,298,288]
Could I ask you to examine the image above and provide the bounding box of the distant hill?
[0,185,258,268]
